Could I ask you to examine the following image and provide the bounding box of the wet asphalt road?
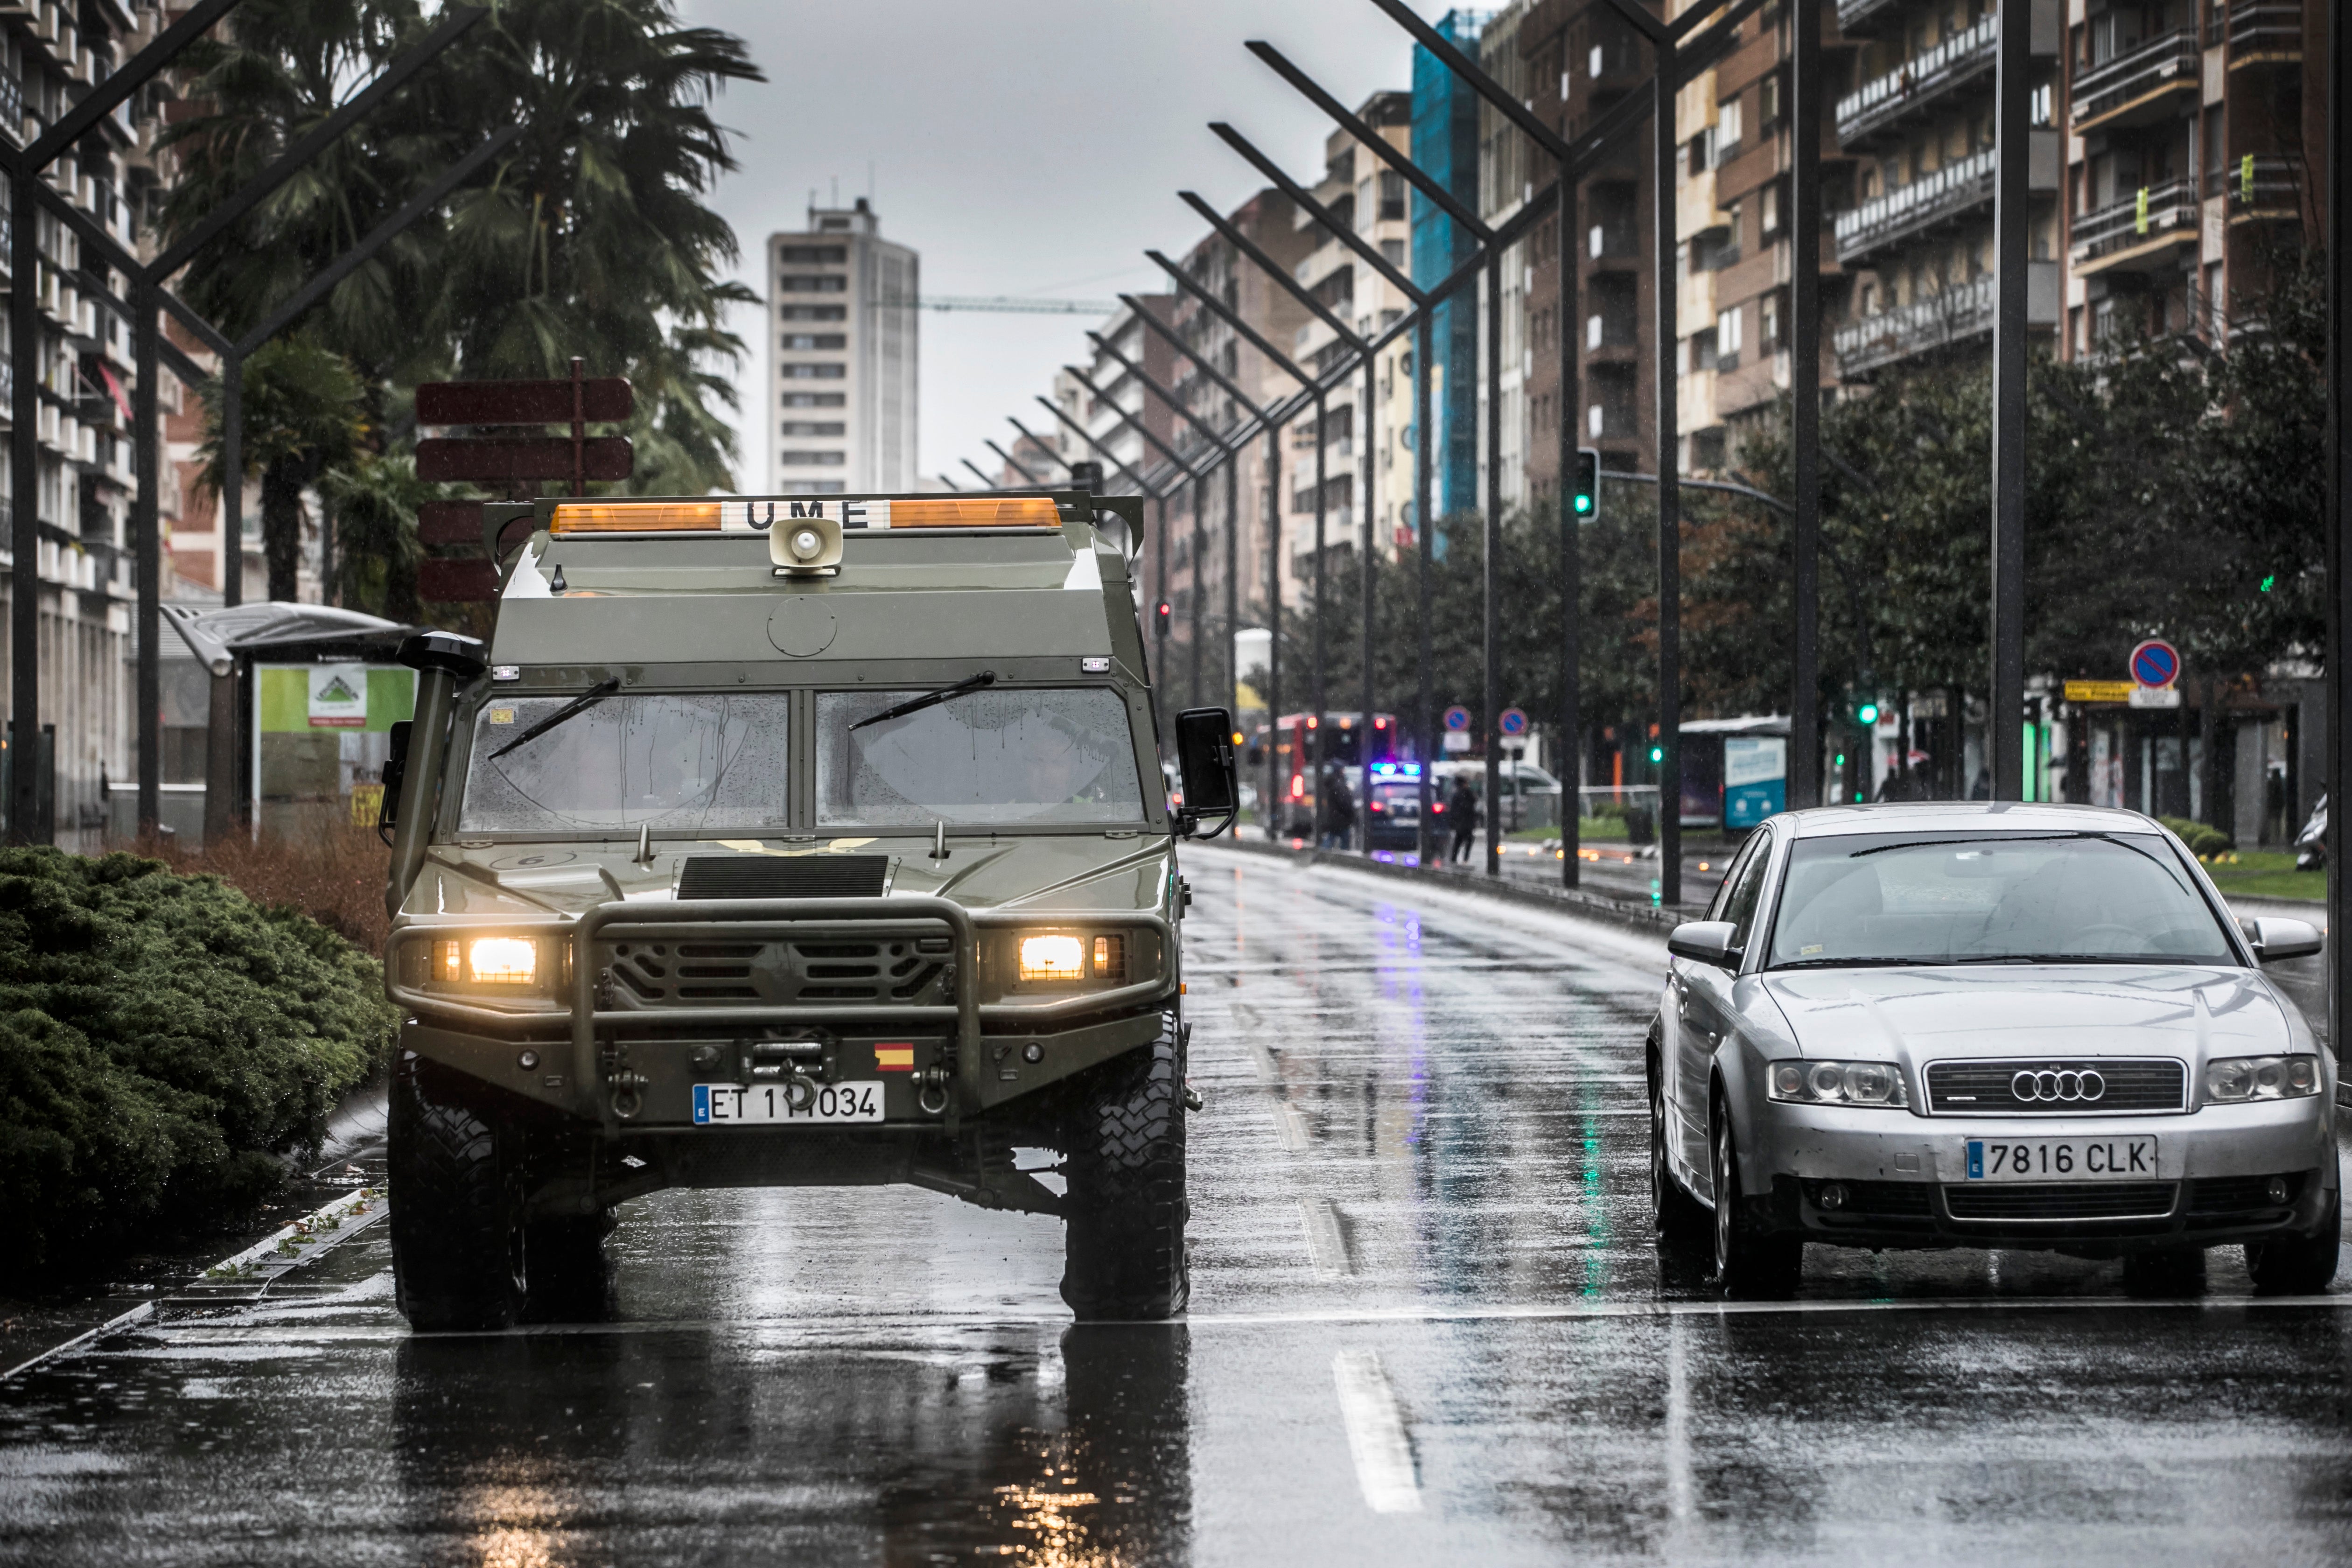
[3,847,2349,1566]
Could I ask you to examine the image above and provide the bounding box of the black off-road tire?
[1650,1046,1711,1264]
[388,1055,528,1332]
[522,1210,618,1323]
[1061,1022,1189,1321]
[2246,1184,2341,1295]
[1711,1091,1801,1299]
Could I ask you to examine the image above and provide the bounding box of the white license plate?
[693,1081,884,1126]
[1964,1136,2156,1182]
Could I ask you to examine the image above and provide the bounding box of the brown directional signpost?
[414,357,633,602]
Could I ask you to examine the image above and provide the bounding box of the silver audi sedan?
[1650,802,2341,1296]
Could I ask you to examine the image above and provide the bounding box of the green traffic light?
[1857,702,1881,725]
[1648,745,1664,763]
[1574,495,1593,514]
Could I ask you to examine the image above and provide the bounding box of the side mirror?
[1667,919,1741,969]
[378,721,413,844]
[2242,916,2323,963]
[1173,707,1239,838]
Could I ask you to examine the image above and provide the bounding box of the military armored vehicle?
[377,491,1237,1328]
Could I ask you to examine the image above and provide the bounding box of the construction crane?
[865,294,1116,315]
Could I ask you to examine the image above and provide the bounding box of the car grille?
[602,938,951,1008]
[1924,1058,2187,1115]
[1943,1181,2178,1221]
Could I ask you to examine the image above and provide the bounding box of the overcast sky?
[675,0,1453,492]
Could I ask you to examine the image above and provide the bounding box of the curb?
[1199,836,1700,940]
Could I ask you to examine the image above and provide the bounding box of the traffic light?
[1855,698,1881,726]
[1573,448,1600,519]
[1154,601,1171,637]
[1849,671,1882,728]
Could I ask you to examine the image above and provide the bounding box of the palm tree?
[196,338,368,603]
[159,0,761,515]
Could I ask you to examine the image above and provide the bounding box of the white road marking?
[1300,1198,1351,1276]
[0,1302,156,1382]
[1273,1101,1312,1152]
[1331,1348,1422,1513]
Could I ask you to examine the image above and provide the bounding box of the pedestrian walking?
[1320,764,1355,851]
[1446,776,1479,864]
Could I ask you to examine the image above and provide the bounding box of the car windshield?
[816,686,1144,827]
[457,693,790,833]
[1765,831,2236,968]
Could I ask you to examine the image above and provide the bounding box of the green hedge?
[2156,816,2234,859]
[0,849,398,1277]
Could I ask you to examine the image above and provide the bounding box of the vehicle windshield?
[817,686,1145,827]
[457,693,790,833]
[1765,831,2236,968]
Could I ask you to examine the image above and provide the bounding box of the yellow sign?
[350,783,385,826]
[2064,680,2136,703]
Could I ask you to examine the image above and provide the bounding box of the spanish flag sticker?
[875,1044,916,1072]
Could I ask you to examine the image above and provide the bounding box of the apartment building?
[1520,0,1661,488]
[1285,91,1415,591]
[767,198,918,496]
[1045,295,1178,500]
[0,0,194,837]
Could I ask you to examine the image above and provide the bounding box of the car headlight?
[430,935,539,986]
[1014,931,1130,985]
[2204,1054,2321,1103]
[1766,1058,1909,1108]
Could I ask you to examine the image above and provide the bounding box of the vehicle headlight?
[2204,1054,2321,1103]
[1018,934,1086,982]
[431,936,539,985]
[1766,1058,1909,1108]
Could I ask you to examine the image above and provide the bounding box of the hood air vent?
[677,854,890,900]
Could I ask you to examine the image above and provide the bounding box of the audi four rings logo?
[2011,1068,2106,1103]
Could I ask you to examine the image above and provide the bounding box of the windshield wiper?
[850,670,996,731]
[1768,956,1958,971]
[490,676,620,760]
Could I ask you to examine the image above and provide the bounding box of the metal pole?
[1654,55,1681,906]
[1191,471,1207,712]
[1265,420,1282,839]
[1225,451,1239,729]
[1483,251,1502,877]
[1414,309,1435,867]
[1155,490,1170,714]
[9,167,40,843]
[2329,0,2351,1074]
[1360,354,1377,844]
[1988,0,2031,800]
[1790,0,1822,810]
[1312,391,1327,819]
[1558,149,1581,888]
[222,355,243,605]
[133,284,160,837]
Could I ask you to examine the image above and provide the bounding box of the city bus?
[1244,710,1405,839]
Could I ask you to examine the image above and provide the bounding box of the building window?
[1760,292,1780,350]
[781,421,847,437]
[779,305,847,322]
[782,333,847,350]
[778,450,847,466]
[782,479,847,495]
[1759,182,1779,234]
[777,245,847,264]
[1715,98,1742,163]
[779,274,848,293]
[1381,238,1406,267]
[781,363,847,380]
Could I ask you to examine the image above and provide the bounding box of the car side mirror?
[2241,916,2323,963]
[1173,707,1239,838]
[1667,919,1741,969]
[377,720,413,844]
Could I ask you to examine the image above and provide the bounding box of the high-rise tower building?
[767,198,918,494]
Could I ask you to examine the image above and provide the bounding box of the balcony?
[1837,15,1996,147]
[2228,2,2302,66]
[2071,176,2199,275]
[2071,29,2199,134]
[2219,153,2304,222]
[1837,150,1994,266]
[1835,0,1906,35]
[1833,264,2059,377]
